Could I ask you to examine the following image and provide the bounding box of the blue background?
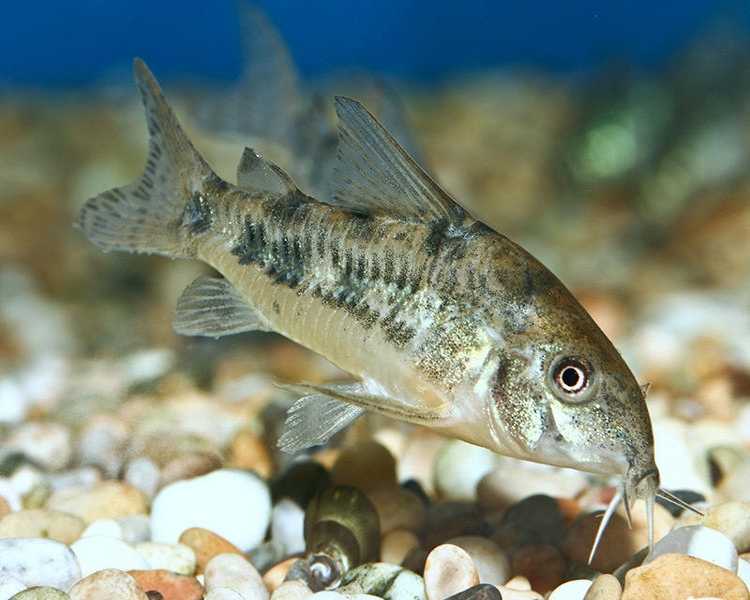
[2,0,749,87]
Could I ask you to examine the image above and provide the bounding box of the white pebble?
[151,469,271,552]
[307,593,346,600]
[0,538,80,591]
[81,519,123,539]
[135,541,196,575]
[447,536,510,586]
[204,553,269,600]
[70,535,149,577]
[0,573,27,599]
[271,499,306,556]
[123,457,161,501]
[205,587,247,600]
[737,558,750,589]
[424,543,479,600]
[652,417,712,496]
[644,525,738,572]
[547,579,593,600]
[433,440,500,501]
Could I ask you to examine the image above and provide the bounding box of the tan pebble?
[423,543,480,600]
[448,535,510,586]
[0,495,11,518]
[227,430,273,479]
[46,481,148,524]
[511,544,566,594]
[134,541,196,575]
[68,568,148,600]
[563,501,673,573]
[381,529,421,565]
[128,569,203,600]
[622,552,749,600]
[701,501,750,553]
[368,487,426,534]
[398,429,446,496]
[178,527,245,574]
[160,453,222,487]
[8,587,70,599]
[494,584,543,600]
[583,573,622,600]
[262,557,298,592]
[0,509,85,544]
[204,553,269,600]
[504,575,532,590]
[330,440,397,493]
[270,580,314,600]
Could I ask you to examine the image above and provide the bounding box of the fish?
[191,2,426,199]
[79,59,696,562]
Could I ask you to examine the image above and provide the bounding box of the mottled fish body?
[80,60,696,560]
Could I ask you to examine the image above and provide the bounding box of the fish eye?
[551,357,592,397]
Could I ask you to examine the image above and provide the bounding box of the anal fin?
[173,276,270,337]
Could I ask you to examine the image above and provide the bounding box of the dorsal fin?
[330,97,460,223]
[236,147,297,196]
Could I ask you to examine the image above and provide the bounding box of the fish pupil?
[554,359,590,394]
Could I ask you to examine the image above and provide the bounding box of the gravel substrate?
[1,48,750,600]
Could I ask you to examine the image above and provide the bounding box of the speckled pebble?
[622,553,749,600]
[338,562,425,600]
[0,538,81,591]
[68,568,148,600]
[644,525,738,572]
[151,469,270,552]
[70,535,149,577]
[117,514,152,544]
[582,574,621,600]
[9,587,70,600]
[178,527,245,573]
[3,422,72,471]
[204,553,269,600]
[443,583,502,600]
[269,580,313,600]
[700,501,750,553]
[127,569,203,600]
[134,542,196,575]
[547,579,593,600]
[0,509,85,544]
[424,544,480,600]
[46,480,148,524]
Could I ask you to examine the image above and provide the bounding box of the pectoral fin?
[172,276,271,337]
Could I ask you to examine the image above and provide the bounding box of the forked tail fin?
[78,58,215,259]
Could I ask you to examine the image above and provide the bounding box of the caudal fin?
[78,58,214,259]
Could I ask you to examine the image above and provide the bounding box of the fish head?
[484,279,659,488]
